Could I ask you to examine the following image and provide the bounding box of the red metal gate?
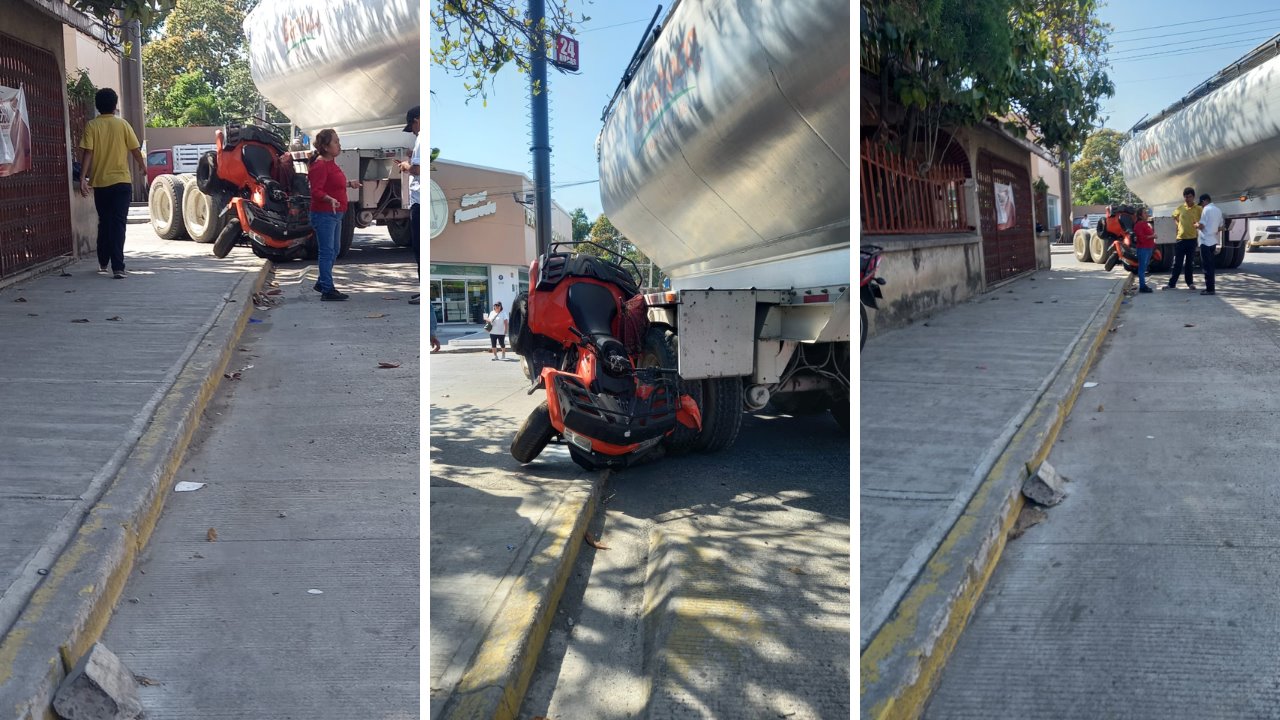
[0,32,73,279]
[977,151,1035,284]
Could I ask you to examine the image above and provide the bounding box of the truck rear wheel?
[387,218,412,246]
[695,377,744,452]
[149,175,188,240]
[182,185,221,243]
[639,326,701,455]
[1232,244,1247,268]
[1073,230,1093,263]
[1089,232,1106,264]
[338,206,355,258]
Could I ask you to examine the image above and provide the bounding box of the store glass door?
[466,280,489,323]
[440,279,468,323]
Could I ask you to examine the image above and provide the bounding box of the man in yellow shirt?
[79,88,145,279]
[1167,186,1203,290]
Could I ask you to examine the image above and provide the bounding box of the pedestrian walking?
[78,88,145,279]
[1196,193,1223,295]
[485,301,508,360]
[308,129,361,301]
[1167,187,1202,290]
[399,106,420,305]
[1134,207,1158,293]
[430,305,442,353]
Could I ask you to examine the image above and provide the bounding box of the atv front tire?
[511,401,556,464]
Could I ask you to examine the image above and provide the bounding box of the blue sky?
[427,2,664,219]
[1097,1,1280,134]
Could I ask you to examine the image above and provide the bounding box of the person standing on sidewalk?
[1167,187,1202,291]
[1134,208,1158,293]
[308,129,360,301]
[398,106,421,305]
[485,302,508,360]
[1196,193,1224,296]
[78,88,145,279]
[430,305,442,352]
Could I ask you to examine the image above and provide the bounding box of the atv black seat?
[566,282,634,393]
[241,144,276,184]
[222,123,287,154]
[537,252,639,297]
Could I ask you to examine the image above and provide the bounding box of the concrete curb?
[859,273,1133,720]
[0,262,271,719]
[439,469,608,720]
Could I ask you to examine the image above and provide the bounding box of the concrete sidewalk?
[860,257,1130,718]
[0,227,265,716]
[429,352,603,719]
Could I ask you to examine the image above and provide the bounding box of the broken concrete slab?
[52,643,144,720]
[1022,460,1067,507]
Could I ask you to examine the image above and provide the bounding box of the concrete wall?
[432,160,533,267]
[5,1,96,261]
[142,126,220,153]
[63,26,118,91]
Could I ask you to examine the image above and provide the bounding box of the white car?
[1249,224,1280,251]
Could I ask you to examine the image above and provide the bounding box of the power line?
[1106,34,1280,63]
[1111,19,1280,45]
[578,17,653,34]
[1110,7,1280,34]
[1108,30,1279,57]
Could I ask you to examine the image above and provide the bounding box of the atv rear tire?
[212,218,241,259]
[639,326,701,455]
[183,185,221,243]
[1103,248,1118,272]
[511,401,556,464]
[695,376,744,453]
[508,291,533,357]
[195,151,233,196]
[149,175,188,240]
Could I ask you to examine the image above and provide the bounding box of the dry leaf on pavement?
[206,528,218,542]
[366,313,387,319]
[134,674,159,686]
[585,532,609,550]
[13,297,25,302]
[70,318,89,323]
[106,316,121,321]
[267,289,283,296]
[377,361,401,369]
[1184,323,1195,328]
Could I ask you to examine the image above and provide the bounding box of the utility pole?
[529,0,552,258]
[119,16,145,201]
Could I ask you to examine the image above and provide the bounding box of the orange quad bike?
[507,241,702,471]
[197,119,315,262]
[1098,204,1162,274]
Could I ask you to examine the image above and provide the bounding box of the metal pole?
[119,17,144,201]
[529,0,552,257]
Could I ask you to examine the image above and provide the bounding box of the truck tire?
[1152,243,1174,272]
[338,206,355,258]
[695,376,744,453]
[149,175,188,240]
[508,291,532,356]
[639,326,702,455]
[387,218,412,246]
[511,401,556,464]
[860,303,868,349]
[1073,229,1093,263]
[182,185,221,243]
[1090,231,1106,264]
[212,218,241,259]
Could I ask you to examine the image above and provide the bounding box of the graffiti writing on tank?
[631,27,702,141]
[283,13,322,54]
[1137,143,1159,164]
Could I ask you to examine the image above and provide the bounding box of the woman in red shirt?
[309,129,360,301]
[1134,207,1158,293]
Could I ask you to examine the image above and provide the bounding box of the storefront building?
[428,159,572,324]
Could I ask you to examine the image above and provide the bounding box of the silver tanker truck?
[1114,35,1280,271]
[596,0,851,445]
[243,0,420,255]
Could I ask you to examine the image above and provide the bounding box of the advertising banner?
[994,181,1016,231]
[0,84,32,177]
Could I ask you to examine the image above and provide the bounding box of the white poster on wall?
[994,182,1016,231]
[0,84,32,177]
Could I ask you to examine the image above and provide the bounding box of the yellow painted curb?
[860,275,1130,720]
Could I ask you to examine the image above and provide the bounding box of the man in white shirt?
[1195,193,1223,295]
[399,106,421,304]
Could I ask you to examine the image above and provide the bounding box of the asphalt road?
[925,243,1280,716]
[99,228,420,718]
[519,401,851,718]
